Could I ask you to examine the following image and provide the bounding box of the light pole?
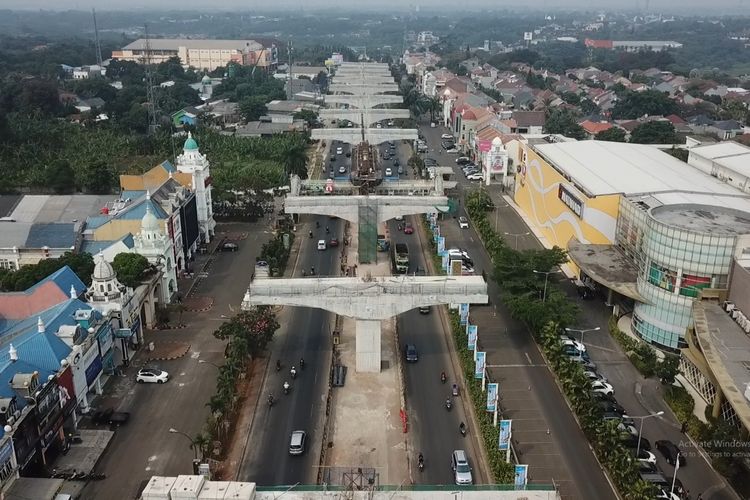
[504,231,530,250]
[169,427,198,461]
[564,326,601,346]
[198,359,221,369]
[633,411,664,458]
[532,269,561,302]
[670,451,681,498]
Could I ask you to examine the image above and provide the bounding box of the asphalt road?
[419,122,615,499]
[238,181,343,484]
[80,223,271,500]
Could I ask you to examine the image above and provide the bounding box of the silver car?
[289,430,306,455]
[451,450,473,485]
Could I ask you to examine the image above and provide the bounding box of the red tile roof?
[665,114,686,124]
[580,120,613,135]
[0,282,71,320]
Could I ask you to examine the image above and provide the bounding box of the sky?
[0,0,746,12]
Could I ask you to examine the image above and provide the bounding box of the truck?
[392,243,409,273]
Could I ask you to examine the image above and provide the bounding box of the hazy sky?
[0,0,747,12]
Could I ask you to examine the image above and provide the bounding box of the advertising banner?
[433,225,441,241]
[478,139,492,153]
[499,419,512,450]
[442,253,449,272]
[437,236,445,255]
[474,351,486,379]
[487,383,498,412]
[459,303,469,325]
[467,324,478,350]
[514,464,528,489]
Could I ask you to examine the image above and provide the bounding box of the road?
[419,122,615,499]
[80,223,271,500]
[382,139,482,484]
[239,140,345,485]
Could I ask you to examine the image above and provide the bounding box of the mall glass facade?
[616,199,735,350]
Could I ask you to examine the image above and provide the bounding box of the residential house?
[172,106,202,128]
[532,90,563,110]
[198,99,241,127]
[707,120,745,140]
[579,120,613,138]
[265,100,320,124]
[665,114,692,134]
[74,97,105,114]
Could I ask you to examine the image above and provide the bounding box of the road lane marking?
[525,352,533,364]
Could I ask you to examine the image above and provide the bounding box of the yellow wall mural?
[514,145,621,252]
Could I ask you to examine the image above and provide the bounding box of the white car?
[634,449,657,464]
[441,133,453,140]
[591,380,614,396]
[376,123,382,129]
[466,173,483,181]
[445,148,459,154]
[385,167,393,176]
[317,239,327,250]
[560,338,587,352]
[394,215,404,221]
[136,368,169,384]
[458,216,469,229]
[336,147,343,155]
[582,370,606,382]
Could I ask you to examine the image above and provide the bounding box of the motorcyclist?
[283,381,290,393]
[309,230,313,238]
[418,453,424,468]
[310,266,315,275]
[290,366,297,379]
[445,398,452,408]
[300,358,305,369]
[460,422,466,433]
[316,221,320,228]
[440,371,447,383]
[268,393,274,405]
[325,226,330,234]
[276,360,281,371]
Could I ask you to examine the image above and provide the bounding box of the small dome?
[93,251,115,280]
[183,131,199,151]
[201,74,211,84]
[141,202,160,233]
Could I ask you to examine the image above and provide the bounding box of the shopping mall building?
[513,139,750,428]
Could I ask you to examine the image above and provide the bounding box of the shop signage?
[558,185,584,218]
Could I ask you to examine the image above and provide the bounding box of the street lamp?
[564,326,601,345]
[632,411,664,459]
[198,359,221,369]
[504,231,530,250]
[169,427,198,461]
[670,451,681,498]
[532,269,561,302]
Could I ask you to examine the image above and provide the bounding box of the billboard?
[437,236,445,254]
[180,194,200,249]
[442,253,449,272]
[523,32,533,41]
[467,324,478,351]
[514,464,528,489]
[478,139,492,153]
[474,351,486,379]
[499,419,512,450]
[487,383,498,412]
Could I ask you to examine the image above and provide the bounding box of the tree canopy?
[544,109,587,140]
[112,253,151,288]
[0,252,94,292]
[629,121,679,144]
[611,90,679,120]
[595,127,627,143]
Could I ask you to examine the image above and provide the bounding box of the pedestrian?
[681,420,688,433]
[697,493,702,500]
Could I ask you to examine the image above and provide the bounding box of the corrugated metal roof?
[122,38,262,51]
[533,140,749,198]
[25,223,77,249]
[80,232,135,255]
[25,266,85,298]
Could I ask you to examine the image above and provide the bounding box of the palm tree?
[193,432,211,460]
[279,141,308,180]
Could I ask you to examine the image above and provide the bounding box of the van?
[451,450,473,485]
[289,430,306,455]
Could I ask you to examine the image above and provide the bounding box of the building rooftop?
[123,38,263,51]
[689,142,750,178]
[532,140,746,198]
[651,204,750,235]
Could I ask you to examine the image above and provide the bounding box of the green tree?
[595,127,627,142]
[20,79,60,115]
[112,253,151,288]
[82,159,114,194]
[544,109,587,140]
[279,138,309,179]
[293,109,319,127]
[611,90,679,120]
[0,252,94,291]
[46,160,76,194]
[656,354,680,384]
[239,96,268,122]
[629,121,678,144]
[121,103,149,134]
[214,307,280,357]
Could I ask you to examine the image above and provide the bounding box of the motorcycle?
[460,423,466,436]
[283,382,290,395]
[276,360,282,372]
[445,398,452,411]
[440,372,447,384]
[300,358,305,369]
[309,231,313,239]
[418,455,425,471]
[268,394,274,407]
[290,367,297,380]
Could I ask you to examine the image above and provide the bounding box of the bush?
[259,232,294,276]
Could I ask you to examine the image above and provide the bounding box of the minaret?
[175,132,215,243]
[37,317,45,334]
[70,284,77,299]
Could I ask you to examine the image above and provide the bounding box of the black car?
[597,400,626,415]
[393,159,400,167]
[621,434,651,451]
[345,151,351,157]
[655,439,685,466]
[405,344,418,362]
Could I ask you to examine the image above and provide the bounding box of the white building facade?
[176,133,216,243]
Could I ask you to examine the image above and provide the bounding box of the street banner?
[459,303,469,325]
[474,351,486,379]
[514,464,528,489]
[433,225,441,241]
[499,419,512,450]
[437,236,445,255]
[487,383,498,412]
[442,253,449,272]
[467,324,477,350]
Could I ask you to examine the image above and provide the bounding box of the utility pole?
[287,40,294,101]
[143,24,159,135]
[92,8,103,67]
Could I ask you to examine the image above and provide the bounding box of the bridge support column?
[356,319,381,372]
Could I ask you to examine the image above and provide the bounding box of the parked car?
[393,159,400,167]
[317,240,327,251]
[560,333,587,352]
[458,216,469,229]
[597,399,625,415]
[632,449,658,464]
[445,148,459,154]
[591,380,615,396]
[345,151,351,157]
[136,367,169,384]
[655,440,685,466]
[582,370,604,382]
[451,450,473,485]
[621,434,651,451]
[441,133,454,140]
[405,344,418,362]
[398,166,404,175]
[387,120,394,126]
[385,167,393,176]
[562,344,589,360]
[376,123,382,128]
[221,242,239,252]
[560,338,587,352]
[403,222,414,234]
[336,147,343,155]
[289,430,307,455]
[570,356,597,371]
[467,173,483,181]
[455,157,471,165]
[330,155,336,162]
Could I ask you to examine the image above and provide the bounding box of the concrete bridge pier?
[355,319,382,372]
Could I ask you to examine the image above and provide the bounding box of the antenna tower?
[287,40,294,101]
[143,24,159,135]
[92,9,103,67]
